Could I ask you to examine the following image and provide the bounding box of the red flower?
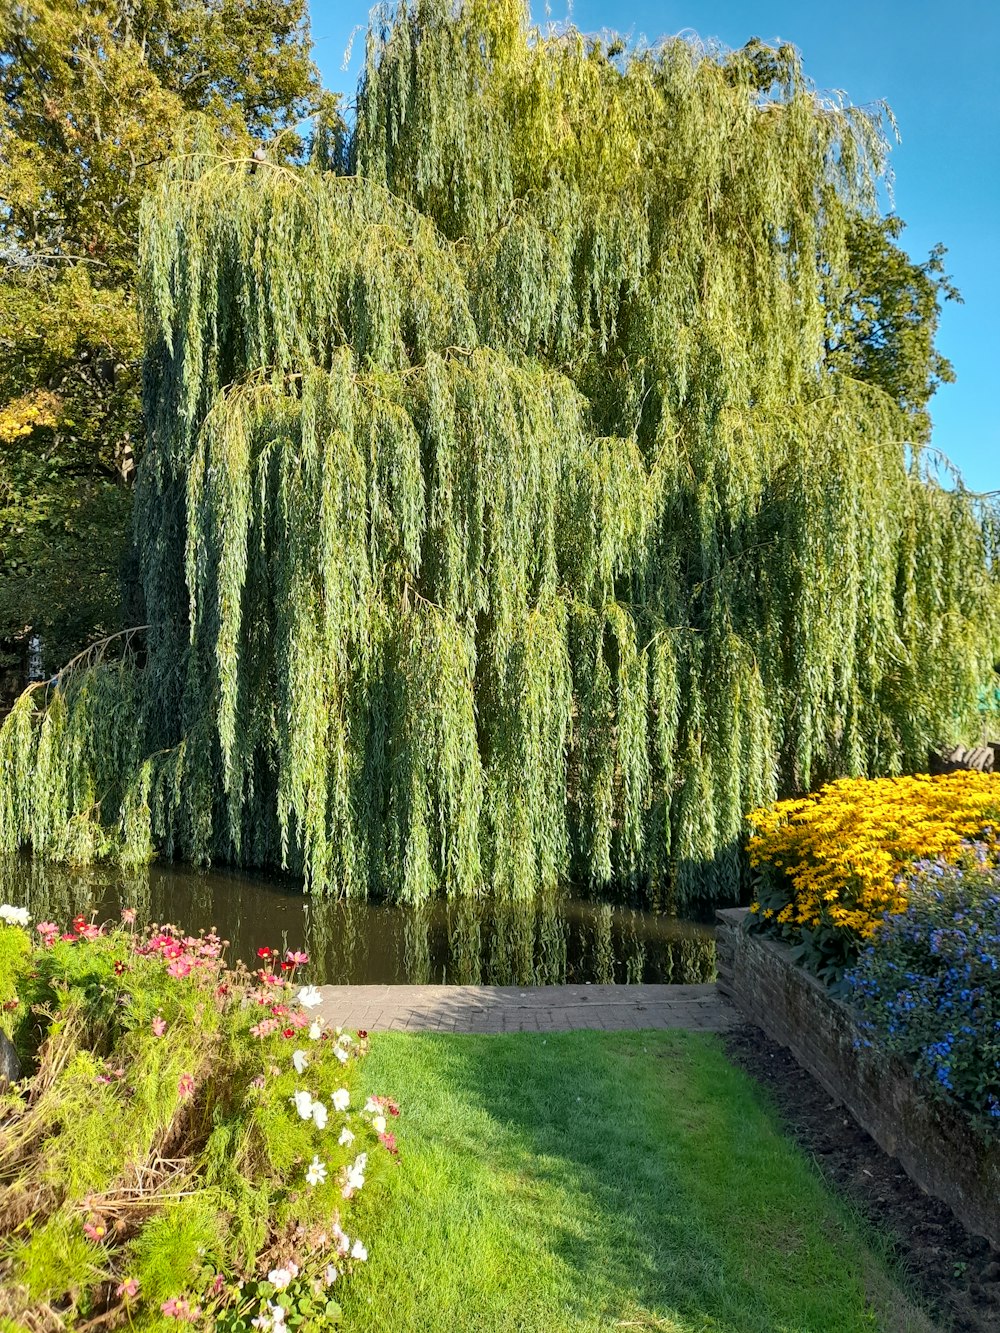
[282,1027,294,1038]
[257,947,273,959]
[113,960,126,975]
[357,1030,368,1040]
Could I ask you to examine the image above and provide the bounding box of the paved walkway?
[314,983,735,1034]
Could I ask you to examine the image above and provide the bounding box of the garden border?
[716,907,1000,1248]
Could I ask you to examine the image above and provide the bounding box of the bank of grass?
[342,1031,931,1333]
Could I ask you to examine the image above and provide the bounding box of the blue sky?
[309,1,998,491]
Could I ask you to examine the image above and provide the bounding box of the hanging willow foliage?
[1,0,998,907]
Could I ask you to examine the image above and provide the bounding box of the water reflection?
[1,857,716,986]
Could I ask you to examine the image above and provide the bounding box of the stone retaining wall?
[716,907,1000,1248]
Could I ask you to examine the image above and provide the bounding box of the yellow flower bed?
[748,772,1000,941]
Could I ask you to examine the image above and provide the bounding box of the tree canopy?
[0,0,325,671]
[0,0,996,907]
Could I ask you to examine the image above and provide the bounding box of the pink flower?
[207,1274,225,1297]
[121,908,136,925]
[117,1278,140,1299]
[83,1218,107,1243]
[77,922,102,940]
[161,1298,202,1321]
[166,958,192,979]
[36,920,58,939]
[177,1073,195,1099]
[249,1018,280,1038]
[152,1017,167,1037]
[285,950,309,966]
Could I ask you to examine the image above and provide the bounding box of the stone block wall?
[716,907,1000,1248]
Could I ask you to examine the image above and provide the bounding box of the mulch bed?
[725,1022,1000,1333]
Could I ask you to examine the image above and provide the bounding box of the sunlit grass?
[341,1031,930,1333]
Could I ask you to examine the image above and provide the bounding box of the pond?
[1,857,716,986]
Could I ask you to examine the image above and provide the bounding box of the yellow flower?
[748,772,1000,943]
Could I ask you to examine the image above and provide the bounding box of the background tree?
[824,213,961,441]
[0,0,996,908]
[0,0,323,674]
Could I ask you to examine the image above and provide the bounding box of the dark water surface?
[2,858,716,986]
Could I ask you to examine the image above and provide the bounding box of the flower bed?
[716,907,1000,1248]
[748,771,1000,982]
[846,848,1000,1133]
[0,908,398,1330]
[737,777,1000,1241]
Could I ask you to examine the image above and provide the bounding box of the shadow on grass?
[347,1030,928,1333]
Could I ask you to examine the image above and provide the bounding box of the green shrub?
[0,910,399,1329]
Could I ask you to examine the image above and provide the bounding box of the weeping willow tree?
[1,0,997,906]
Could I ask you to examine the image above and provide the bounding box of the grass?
[340,1031,932,1333]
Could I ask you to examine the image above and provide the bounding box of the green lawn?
[340,1031,932,1333]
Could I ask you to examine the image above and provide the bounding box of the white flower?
[308,1020,324,1040]
[343,1153,366,1194]
[332,1224,350,1255]
[332,1087,350,1112]
[267,1267,293,1291]
[372,1114,386,1134]
[305,1155,327,1186]
[350,1240,368,1262]
[333,1045,349,1064]
[251,1313,272,1332]
[311,1099,329,1130]
[297,985,322,1009]
[0,904,29,927]
[324,1264,339,1287]
[338,1126,355,1147]
[292,1049,309,1075]
[292,1090,313,1120]
[363,1097,379,1114]
[269,1305,286,1328]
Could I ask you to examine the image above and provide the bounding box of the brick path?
[314,983,735,1034]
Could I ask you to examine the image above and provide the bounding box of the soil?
[725,1023,1000,1333]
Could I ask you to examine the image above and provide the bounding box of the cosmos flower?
[305,1155,327,1186]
